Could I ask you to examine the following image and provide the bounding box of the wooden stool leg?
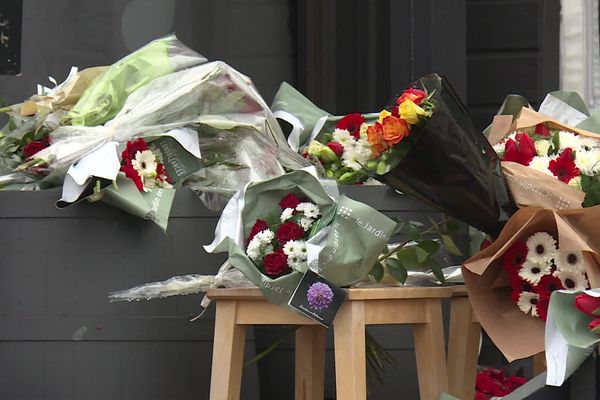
[413,299,449,400]
[210,300,247,400]
[295,325,326,400]
[447,296,481,400]
[333,301,366,400]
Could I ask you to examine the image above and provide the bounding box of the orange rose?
[367,123,388,157]
[396,88,427,105]
[382,115,410,145]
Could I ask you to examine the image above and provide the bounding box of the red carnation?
[336,113,365,139]
[121,164,144,191]
[502,132,536,166]
[549,148,580,183]
[279,193,301,210]
[575,293,600,317]
[536,274,563,298]
[275,221,305,244]
[397,88,427,106]
[534,123,551,137]
[264,249,288,276]
[503,241,528,275]
[247,219,269,245]
[121,138,149,163]
[327,141,344,157]
[23,140,48,159]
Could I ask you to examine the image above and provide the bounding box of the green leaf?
[441,234,463,256]
[445,217,460,233]
[426,258,445,283]
[407,224,421,242]
[581,174,600,207]
[385,258,407,283]
[428,217,441,232]
[415,246,429,263]
[395,247,421,269]
[417,239,440,255]
[370,262,384,283]
[551,132,560,155]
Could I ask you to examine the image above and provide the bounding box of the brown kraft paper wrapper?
[489,108,600,211]
[462,206,600,361]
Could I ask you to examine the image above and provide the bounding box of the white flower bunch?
[283,240,308,270]
[246,229,274,261]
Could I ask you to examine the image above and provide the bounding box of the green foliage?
[581,174,600,207]
[369,262,384,282]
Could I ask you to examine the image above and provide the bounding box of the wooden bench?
[207,286,453,400]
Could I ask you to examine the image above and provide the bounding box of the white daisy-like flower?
[296,202,320,219]
[526,232,557,264]
[579,136,600,150]
[131,150,158,177]
[558,131,582,151]
[517,291,540,317]
[528,156,554,176]
[553,269,589,291]
[255,229,274,245]
[280,207,294,223]
[341,144,370,171]
[518,259,551,285]
[555,249,586,273]
[300,217,313,231]
[246,237,262,261]
[534,140,551,157]
[332,129,355,146]
[283,240,306,257]
[569,176,582,189]
[575,148,600,175]
[287,255,306,271]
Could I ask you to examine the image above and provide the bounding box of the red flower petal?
[327,141,344,157]
[275,221,305,245]
[23,140,48,159]
[502,132,536,166]
[575,293,600,317]
[120,164,144,191]
[534,123,551,137]
[264,251,288,276]
[121,138,149,163]
[336,113,365,139]
[548,148,580,183]
[246,219,269,246]
[279,193,301,210]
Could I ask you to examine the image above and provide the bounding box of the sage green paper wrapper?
[206,170,396,306]
[545,289,600,386]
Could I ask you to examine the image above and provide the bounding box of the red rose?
[502,132,536,166]
[279,193,301,210]
[275,221,305,244]
[575,293,600,317]
[247,219,269,245]
[336,113,365,139]
[120,164,144,191]
[396,88,427,106]
[23,140,48,159]
[589,317,600,333]
[264,249,288,276]
[549,148,580,183]
[327,141,344,157]
[534,123,551,137]
[121,138,149,163]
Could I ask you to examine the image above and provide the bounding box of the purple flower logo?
[306,282,334,310]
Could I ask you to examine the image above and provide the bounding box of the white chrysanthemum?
[280,208,294,223]
[517,291,540,317]
[518,259,551,285]
[332,129,355,146]
[283,240,306,258]
[528,156,553,176]
[255,229,274,244]
[342,144,370,171]
[246,237,262,261]
[131,150,158,177]
[575,148,600,175]
[526,232,557,264]
[534,140,551,157]
[558,131,582,151]
[553,269,589,291]
[287,255,306,271]
[579,136,600,150]
[555,249,586,273]
[296,202,320,219]
[569,176,582,188]
[300,217,313,231]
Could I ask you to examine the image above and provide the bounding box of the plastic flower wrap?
[204,169,396,306]
[462,206,600,361]
[273,75,516,236]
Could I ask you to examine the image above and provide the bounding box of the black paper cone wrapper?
[376,74,516,236]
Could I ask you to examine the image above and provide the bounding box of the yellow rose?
[378,109,391,124]
[399,99,427,125]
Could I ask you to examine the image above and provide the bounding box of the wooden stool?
[207,286,452,400]
[447,285,481,400]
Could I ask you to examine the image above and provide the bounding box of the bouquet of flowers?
[502,231,590,321]
[462,206,600,361]
[545,289,600,386]
[204,169,396,306]
[273,75,515,236]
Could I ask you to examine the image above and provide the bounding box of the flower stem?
[377,217,449,263]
